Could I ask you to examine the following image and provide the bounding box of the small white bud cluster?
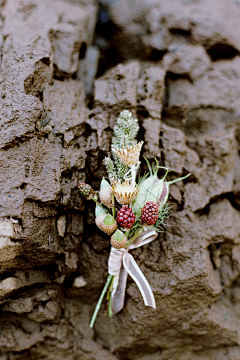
[103,157,118,182]
[113,110,139,149]
[111,150,129,181]
[104,110,140,182]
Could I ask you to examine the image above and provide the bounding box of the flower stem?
[111,192,116,218]
[167,173,191,185]
[126,227,143,247]
[107,276,114,318]
[90,196,109,212]
[108,293,113,318]
[89,274,113,328]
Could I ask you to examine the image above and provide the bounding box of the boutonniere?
[78,110,190,328]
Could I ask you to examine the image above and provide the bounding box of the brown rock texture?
[0,0,240,359]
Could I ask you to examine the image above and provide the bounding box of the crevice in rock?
[169,28,192,37]
[194,195,221,216]
[63,270,80,290]
[87,95,94,110]
[159,130,165,167]
[206,43,240,61]
[165,71,193,84]
[0,133,34,151]
[136,106,150,174]
[52,71,65,81]
[114,343,162,360]
[137,106,149,143]
[208,243,221,270]
[162,71,170,112]
[95,4,123,78]
[36,91,43,102]
[0,271,16,282]
[95,33,123,78]
[195,192,238,216]
[24,58,51,97]
[79,42,87,60]
[224,191,240,212]
[85,148,109,189]
[161,71,192,129]
[0,282,58,308]
[147,49,168,62]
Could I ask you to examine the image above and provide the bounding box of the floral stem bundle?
[78,110,191,328]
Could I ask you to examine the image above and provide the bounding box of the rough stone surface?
[0,0,240,359]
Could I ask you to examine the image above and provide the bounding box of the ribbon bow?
[108,229,158,314]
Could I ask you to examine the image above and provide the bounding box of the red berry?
[141,201,159,225]
[117,207,135,228]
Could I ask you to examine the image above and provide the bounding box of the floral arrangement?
[78,110,190,328]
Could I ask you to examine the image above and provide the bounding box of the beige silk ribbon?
[108,229,158,315]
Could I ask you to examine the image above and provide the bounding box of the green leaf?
[95,205,106,218]
[100,178,111,190]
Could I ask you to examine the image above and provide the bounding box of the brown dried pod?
[110,230,127,249]
[99,186,113,208]
[95,214,117,235]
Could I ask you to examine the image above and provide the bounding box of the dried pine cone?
[141,201,159,225]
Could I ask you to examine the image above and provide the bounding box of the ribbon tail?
[123,253,156,309]
[108,230,158,315]
[108,246,128,315]
[111,267,128,315]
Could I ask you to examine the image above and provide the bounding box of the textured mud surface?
[0,0,240,359]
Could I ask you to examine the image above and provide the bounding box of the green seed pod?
[132,175,164,213]
[132,166,191,214]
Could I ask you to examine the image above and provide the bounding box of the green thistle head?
[78,182,92,197]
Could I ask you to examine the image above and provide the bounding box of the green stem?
[158,166,169,182]
[126,227,143,247]
[167,173,191,185]
[111,192,116,218]
[89,274,113,328]
[90,196,109,212]
[108,294,113,318]
[108,276,114,318]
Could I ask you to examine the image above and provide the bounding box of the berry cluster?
[78,182,92,197]
[117,207,135,228]
[141,201,159,225]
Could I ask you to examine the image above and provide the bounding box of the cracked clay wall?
[0,0,240,359]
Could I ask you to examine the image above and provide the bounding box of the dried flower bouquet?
[78,110,190,328]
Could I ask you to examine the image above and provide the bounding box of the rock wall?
[0,0,240,359]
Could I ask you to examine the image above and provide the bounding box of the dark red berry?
[141,201,159,225]
[78,182,92,197]
[117,207,135,228]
